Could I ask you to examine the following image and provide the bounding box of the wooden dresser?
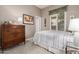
[0,24,25,52]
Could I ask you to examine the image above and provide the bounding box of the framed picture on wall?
[23,14,34,24]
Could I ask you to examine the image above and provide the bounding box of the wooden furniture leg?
[65,46,67,54]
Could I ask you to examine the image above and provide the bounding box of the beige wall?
[41,5,79,31]
[66,5,79,29]
[1,5,79,39]
[0,5,41,39]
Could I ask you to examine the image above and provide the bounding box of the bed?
[33,30,74,54]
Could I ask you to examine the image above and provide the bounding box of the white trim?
[35,16,42,32]
[26,37,33,41]
[50,12,67,31]
[50,14,58,30]
[64,12,67,31]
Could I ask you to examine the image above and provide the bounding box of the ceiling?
[35,5,50,9]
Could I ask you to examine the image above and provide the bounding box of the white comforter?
[33,30,74,50]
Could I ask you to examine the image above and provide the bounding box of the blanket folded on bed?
[33,30,74,50]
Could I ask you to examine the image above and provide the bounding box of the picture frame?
[23,14,34,24]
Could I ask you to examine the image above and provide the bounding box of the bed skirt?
[33,30,74,54]
[34,41,65,54]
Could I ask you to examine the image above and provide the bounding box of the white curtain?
[35,16,42,32]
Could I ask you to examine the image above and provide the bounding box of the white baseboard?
[26,37,33,41]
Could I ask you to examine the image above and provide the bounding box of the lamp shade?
[18,16,22,24]
[68,18,79,31]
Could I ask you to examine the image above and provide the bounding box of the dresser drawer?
[15,28,25,33]
[10,25,25,29]
[10,32,25,39]
[13,38,25,44]
[3,41,14,49]
[2,32,12,41]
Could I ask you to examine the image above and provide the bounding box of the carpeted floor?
[0,40,52,54]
